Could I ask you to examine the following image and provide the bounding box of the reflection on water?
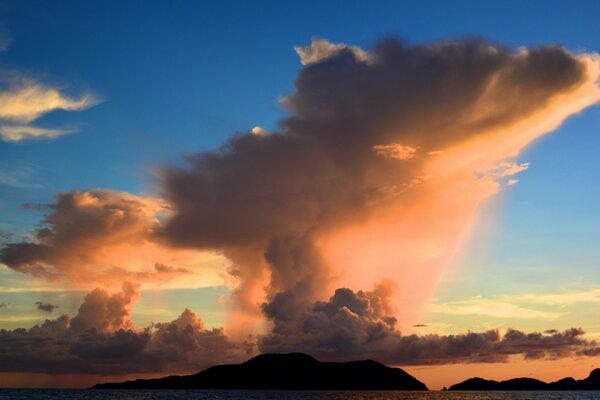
[1,390,600,400]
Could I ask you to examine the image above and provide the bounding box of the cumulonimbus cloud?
[159,37,600,333]
[1,37,600,373]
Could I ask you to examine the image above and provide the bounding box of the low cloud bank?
[0,283,253,375]
[0,284,597,375]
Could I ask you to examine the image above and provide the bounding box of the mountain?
[92,353,428,390]
[449,368,600,390]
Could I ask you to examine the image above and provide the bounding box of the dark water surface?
[1,390,600,400]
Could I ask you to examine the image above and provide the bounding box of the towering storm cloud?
[1,37,599,377]
[160,38,600,332]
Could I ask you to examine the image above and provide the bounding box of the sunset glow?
[0,1,599,391]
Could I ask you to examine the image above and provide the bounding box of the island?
[92,353,429,390]
[449,368,600,390]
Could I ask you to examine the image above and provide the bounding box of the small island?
[449,368,600,390]
[92,353,429,390]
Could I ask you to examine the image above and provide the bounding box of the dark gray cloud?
[158,37,596,323]
[0,37,598,378]
[162,38,586,247]
[35,301,58,313]
[0,283,597,375]
[1,38,595,322]
[0,285,253,375]
[260,286,600,365]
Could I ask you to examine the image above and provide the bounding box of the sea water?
[1,391,600,400]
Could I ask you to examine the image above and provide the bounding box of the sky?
[0,0,599,390]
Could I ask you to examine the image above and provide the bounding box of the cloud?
[372,143,417,160]
[4,37,600,346]
[0,303,6,309]
[35,301,59,313]
[0,283,597,378]
[250,126,268,137]
[514,289,600,305]
[70,282,139,333]
[260,286,600,365]
[294,38,370,65]
[0,125,77,142]
[159,37,600,333]
[0,58,97,142]
[428,299,561,320]
[0,190,207,287]
[0,79,95,124]
[0,284,253,375]
[498,161,530,177]
[0,164,43,189]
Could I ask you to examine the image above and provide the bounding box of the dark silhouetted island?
[449,368,600,390]
[92,353,428,390]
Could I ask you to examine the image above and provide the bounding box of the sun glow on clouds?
[1,37,600,383]
[429,299,561,320]
[326,47,600,329]
[0,190,229,290]
[6,38,597,333]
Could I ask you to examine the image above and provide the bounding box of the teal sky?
[0,1,599,386]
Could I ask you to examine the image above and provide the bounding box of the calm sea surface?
[1,391,600,400]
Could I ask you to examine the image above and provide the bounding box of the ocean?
[1,391,600,400]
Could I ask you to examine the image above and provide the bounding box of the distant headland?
[449,368,600,390]
[92,353,428,390]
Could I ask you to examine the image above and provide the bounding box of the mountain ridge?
[92,353,429,390]
[449,368,600,390]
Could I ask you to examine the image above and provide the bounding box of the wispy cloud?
[513,289,600,305]
[428,298,560,320]
[427,288,600,322]
[0,79,95,124]
[0,164,44,188]
[0,125,78,142]
[0,37,98,142]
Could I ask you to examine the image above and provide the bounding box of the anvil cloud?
[160,38,600,331]
[1,37,600,377]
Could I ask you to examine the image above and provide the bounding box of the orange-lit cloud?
[0,190,227,289]
[260,285,600,364]
[2,37,600,378]
[160,38,600,335]
[372,143,418,160]
[294,38,370,65]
